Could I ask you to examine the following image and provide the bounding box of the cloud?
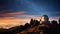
[0,11,26,17]
[8,12,25,15]
[0,16,60,29]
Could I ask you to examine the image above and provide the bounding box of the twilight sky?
[0,0,60,17]
[0,0,60,28]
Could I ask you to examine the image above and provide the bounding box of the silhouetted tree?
[59,18,60,24]
[0,15,60,34]
[58,18,60,34]
[51,20,58,25]
[30,18,40,27]
[34,20,40,26]
[50,20,58,34]
[24,23,31,29]
[30,18,35,27]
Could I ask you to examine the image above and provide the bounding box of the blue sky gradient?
[0,0,60,17]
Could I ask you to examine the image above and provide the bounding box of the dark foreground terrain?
[0,18,60,34]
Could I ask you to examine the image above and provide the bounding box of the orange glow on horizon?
[0,17,59,29]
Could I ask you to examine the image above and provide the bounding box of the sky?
[0,0,60,28]
[0,0,60,17]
